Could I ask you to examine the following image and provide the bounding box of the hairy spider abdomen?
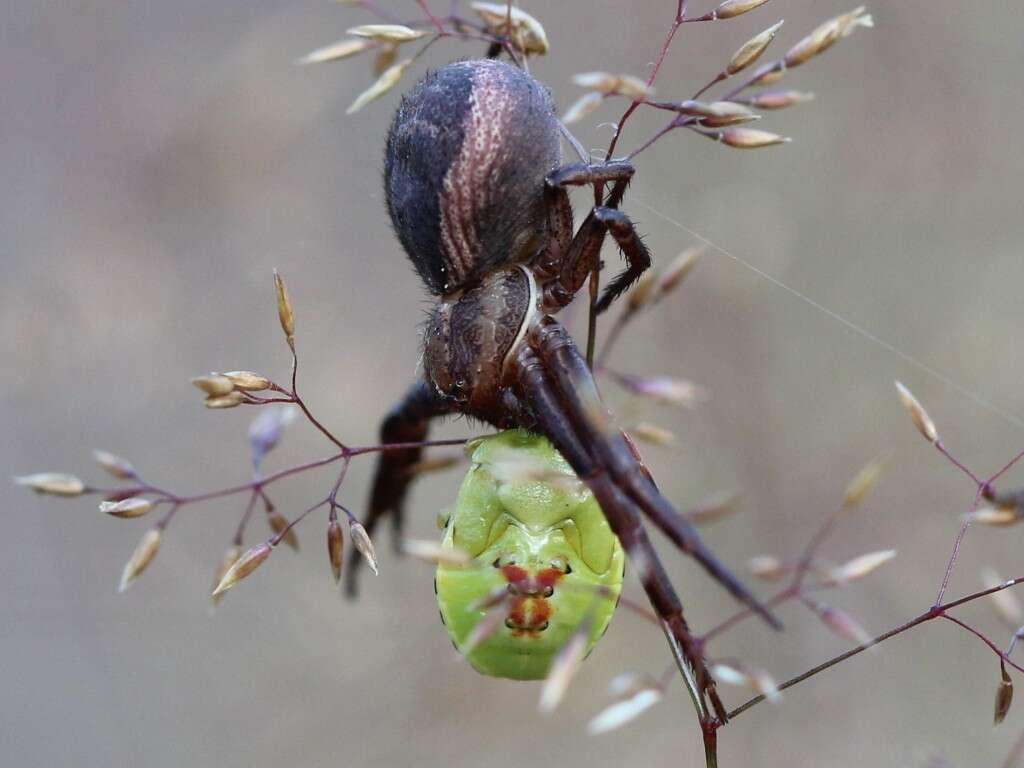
[384,59,561,295]
[424,266,536,423]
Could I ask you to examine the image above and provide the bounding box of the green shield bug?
[436,429,624,680]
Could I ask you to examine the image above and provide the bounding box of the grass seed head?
[967,505,1022,526]
[677,100,736,118]
[191,374,235,397]
[996,663,1015,725]
[223,371,271,391]
[13,472,86,497]
[402,538,472,567]
[345,24,426,43]
[349,520,379,575]
[818,604,874,646]
[211,546,242,607]
[623,375,707,408]
[587,687,663,734]
[843,454,887,508]
[268,512,299,551]
[711,662,782,703]
[727,20,784,76]
[272,270,296,348]
[347,58,413,114]
[471,3,549,55]
[713,0,772,20]
[119,528,162,593]
[785,6,872,68]
[747,555,787,580]
[468,585,510,613]
[404,456,461,477]
[655,247,703,300]
[562,92,604,125]
[298,38,376,65]
[487,447,582,494]
[204,392,244,409]
[629,422,677,447]
[539,624,590,714]
[749,66,785,86]
[700,105,761,128]
[92,450,136,480]
[212,542,272,597]
[572,71,618,92]
[720,127,790,148]
[459,605,507,657]
[572,72,652,99]
[616,74,654,100]
[625,269,658,313]
[99,497,154,519]
[327,519,344,584]
[829,549,896,584]
[373,43,398,76]
[741,90,815,110]
[894,381,939,444]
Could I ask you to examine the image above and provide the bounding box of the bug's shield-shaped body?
[436,430,624,680]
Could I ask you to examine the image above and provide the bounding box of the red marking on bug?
[502,564,530,591]
[534,567,565,591]
[530,596,552,627]
[508,596,528,633]
[501,565,564,637]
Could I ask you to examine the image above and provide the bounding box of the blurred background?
[4,2,1024,766]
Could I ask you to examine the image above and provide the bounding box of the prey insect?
[435,430,624,681]
[349,59,781,706]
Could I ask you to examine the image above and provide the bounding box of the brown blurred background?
[4,2,1024,766]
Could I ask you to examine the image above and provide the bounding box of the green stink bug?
[436,429,625,680]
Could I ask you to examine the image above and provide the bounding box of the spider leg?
[540,162,651,314]
[510,342,727,721]
[591,207,651,313]
[522,317,782,631]
[346,380,453,596]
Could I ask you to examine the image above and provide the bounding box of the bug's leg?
[541,162,651,314]
[509,344,727,721]
[346,379,453,596]
[523,317,782,631]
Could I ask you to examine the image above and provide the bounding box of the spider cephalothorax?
[359,58,778,710]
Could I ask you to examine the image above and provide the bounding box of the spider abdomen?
[384,59,561,295]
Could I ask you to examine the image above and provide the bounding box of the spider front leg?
[510,340,727,721]
[346,380,453,595]
[509,317,781,629]
[541,162,652,314]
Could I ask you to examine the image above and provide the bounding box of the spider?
[349,57,780,713]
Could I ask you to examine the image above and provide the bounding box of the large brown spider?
[350,57,780,715]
